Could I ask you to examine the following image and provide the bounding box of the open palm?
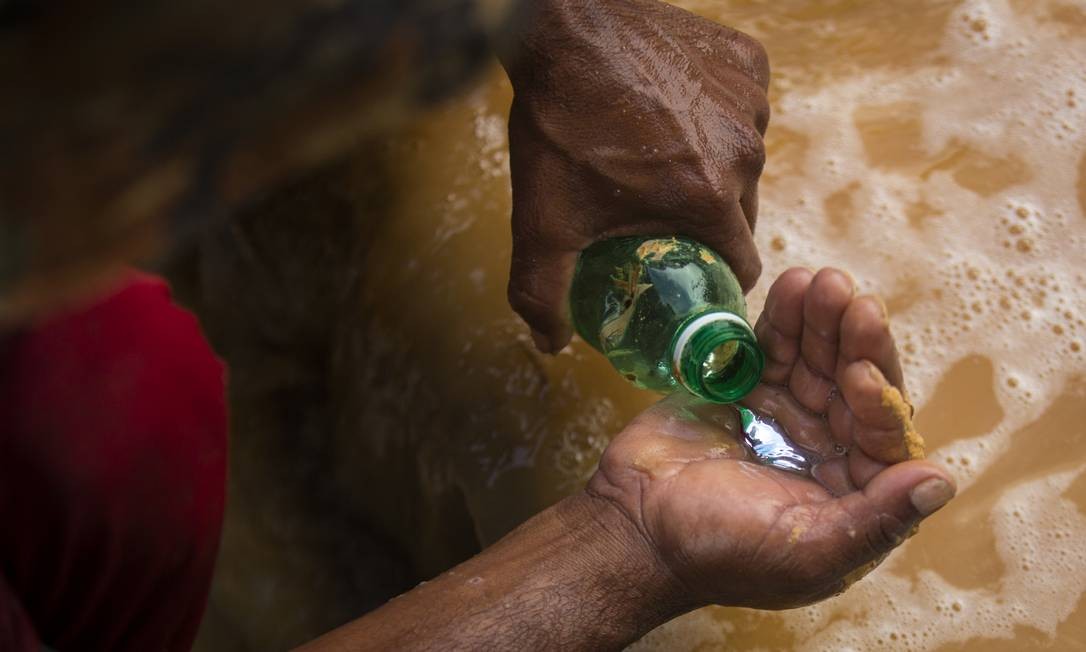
[587,268,955,609]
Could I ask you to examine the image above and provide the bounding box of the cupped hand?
[586,268,956,609]
[500,0,770,352]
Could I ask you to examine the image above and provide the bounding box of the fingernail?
[530,330,551,353]
[910,478,955,516]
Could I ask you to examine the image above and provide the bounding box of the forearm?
[297,492,692,651]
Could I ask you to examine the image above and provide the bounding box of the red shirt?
[0,274,228,650]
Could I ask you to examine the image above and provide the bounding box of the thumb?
[823,460,956,567]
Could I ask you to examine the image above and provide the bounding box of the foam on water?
[438,1,1085,646]
[746,0,1086,418]
[779,468,1086,651]
[633,0,1086,648]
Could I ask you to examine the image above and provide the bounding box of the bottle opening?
[671,311,765,403]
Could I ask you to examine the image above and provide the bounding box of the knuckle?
[697,186,737,215]
[507,250,574,342]
[507,276,548,318]
[734,123,767,172]
[725,245,761,292]
[507,257,547,310]
[751,92,771,135]
[730,31,771,88]
[674,171,736,216]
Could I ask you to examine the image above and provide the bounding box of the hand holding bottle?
[500,0,770,353]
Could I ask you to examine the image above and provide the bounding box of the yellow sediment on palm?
[788,525,805,544]
[841,556,887,590]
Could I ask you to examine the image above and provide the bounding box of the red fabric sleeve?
[0,273,228,651]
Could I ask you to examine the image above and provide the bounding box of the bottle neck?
[669,310,764,403]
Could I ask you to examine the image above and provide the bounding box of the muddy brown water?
[190,1,1086,649]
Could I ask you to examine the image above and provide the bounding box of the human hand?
[300,273,954,650]
[586,268,956,609]
[501,0,770,353]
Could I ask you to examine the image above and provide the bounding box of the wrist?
[300,487,699,651]
[553,491,697,645]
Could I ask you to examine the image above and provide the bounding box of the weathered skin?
[501,0,770,351]
[299,268,956,650]
[590,268,946,610]
[5,2,939,648]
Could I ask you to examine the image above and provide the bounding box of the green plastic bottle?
[570,236,765,403]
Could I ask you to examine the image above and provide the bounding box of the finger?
[853,461,955,520]
[839,360,910,463]
[828,387,911,476]
[792,269,853,412]
[742,383,836,458]
[507,245,577,354]
[506,104,582,353]
[788,357,838,415]
[811,457,855,497]
[740,187,759,233]
[706,22,771,91]
[754,267,813,384]
[848,447,888,489]
[812,461,955,578]
[838,294,905,391]
[840,361,904,431]
[801,268,854,377]
[826,390,853,447]
[678,10,771,90]
[693,200,763,293]
[755,319,798,385]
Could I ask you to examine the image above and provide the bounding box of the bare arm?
[299,268,957,650]
[296,493,689,651]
